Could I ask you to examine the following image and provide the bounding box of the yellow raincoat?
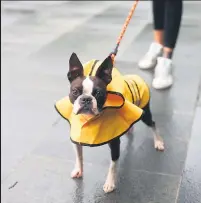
[55,60,150,146]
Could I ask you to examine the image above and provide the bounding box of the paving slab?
[1,1,122,62]
[1,152,180,203]
[2,1,139,181]
[177,107,201,203]
[30,2,149,65]
[1,2,201,203]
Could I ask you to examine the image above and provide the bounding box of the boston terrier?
[66,53,164,193]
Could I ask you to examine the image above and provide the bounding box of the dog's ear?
[96,55,113,85]
[67,53,84,83]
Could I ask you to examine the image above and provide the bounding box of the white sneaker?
[138,42,163,69]
[152,57,173,89]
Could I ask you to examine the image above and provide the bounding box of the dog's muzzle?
[77,95,93,114]
[80,95,92,106]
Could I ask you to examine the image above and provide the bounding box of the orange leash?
[110,0,139,64]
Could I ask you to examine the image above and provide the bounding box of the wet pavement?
[1,1,201,203]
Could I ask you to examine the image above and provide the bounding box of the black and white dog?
[67,53,164,193]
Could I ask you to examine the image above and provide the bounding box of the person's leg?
[138,0,165,69]
[163,0,183,59]
[153,0,183,89]
[153,0,165,45]
[153,0,183,57]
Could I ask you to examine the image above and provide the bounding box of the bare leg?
[71,144,83,178]
[163,47,173,58]
[163,0,183,59]
[103,138,120,193]
[154,30,164,46]
[138,0,165,71]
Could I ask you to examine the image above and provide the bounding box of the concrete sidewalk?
[1,1,201,203]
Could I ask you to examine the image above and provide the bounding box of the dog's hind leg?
[71,144,83,178]
[141,103,165,151]
[103,138,120,193]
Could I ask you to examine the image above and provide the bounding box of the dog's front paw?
[154,140,165,151]
[103,180,115,193]
[71,168,83,178]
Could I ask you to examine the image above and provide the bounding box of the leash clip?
[110,44,119,57]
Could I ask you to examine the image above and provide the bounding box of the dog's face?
[67,53,113,115]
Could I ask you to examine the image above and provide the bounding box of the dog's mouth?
[76,106,96,115]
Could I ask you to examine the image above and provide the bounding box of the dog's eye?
[95,90,102,97]
[72,89,79,96]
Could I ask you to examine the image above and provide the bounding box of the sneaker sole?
[138,60,157,70]
[152,80,173,90]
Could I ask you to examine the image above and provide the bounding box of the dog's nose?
[80,96,92,105]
